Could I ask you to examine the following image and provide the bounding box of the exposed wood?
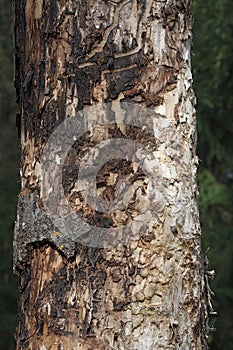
[14,0,209,349]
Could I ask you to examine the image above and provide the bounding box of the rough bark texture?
[14,0,209,349]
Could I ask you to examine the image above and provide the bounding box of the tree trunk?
[14,0,209,349]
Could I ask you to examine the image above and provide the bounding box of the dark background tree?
[0,0,232,348]
[0,1,19,349]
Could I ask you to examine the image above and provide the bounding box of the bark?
[14,0,209,349]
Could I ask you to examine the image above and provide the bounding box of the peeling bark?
[14,0,209,349]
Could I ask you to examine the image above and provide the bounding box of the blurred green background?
[0,0,232,349]
[193,0,233,348]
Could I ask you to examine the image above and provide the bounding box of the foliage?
[193,0,233,348]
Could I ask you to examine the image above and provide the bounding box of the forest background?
[0,0,232,349]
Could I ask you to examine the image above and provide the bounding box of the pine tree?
[14,1,209,349]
